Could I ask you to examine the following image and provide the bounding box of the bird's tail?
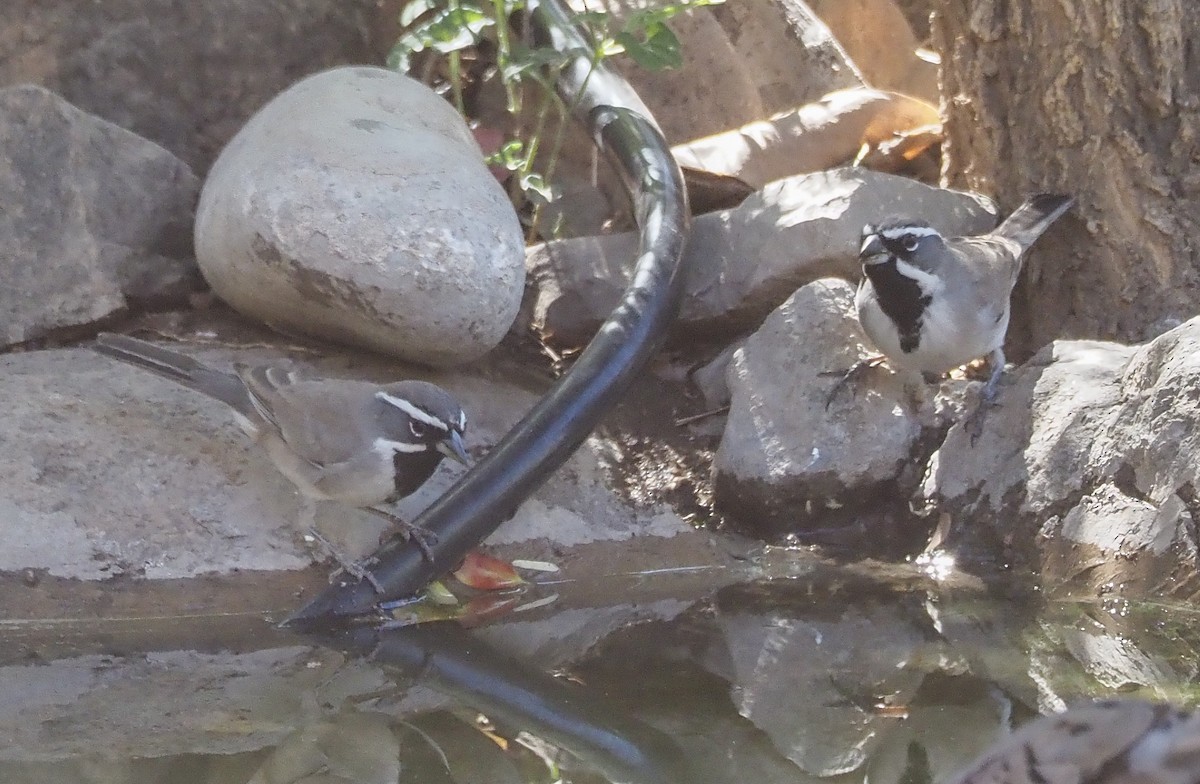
[993,193,1075,250]
[92,333,255,416]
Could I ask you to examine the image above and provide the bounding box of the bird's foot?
[307,527,385,593]
[821,355,888,410]
[365,507,439,564]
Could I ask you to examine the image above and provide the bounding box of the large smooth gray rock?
[712,278,928,538]
[195,67,525,367]
[923,316,1200,597]
[0,85,200,346]
[529,168,996,346]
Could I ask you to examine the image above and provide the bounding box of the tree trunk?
[932,0,1200,352]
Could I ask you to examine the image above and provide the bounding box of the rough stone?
[559,0,862,145]
[712,278,925,538]
[0,85,201,346]
[0,338,695,581]
[672,88,940,189]
[808,0,938,102]
[923,317,1200,597]
[529,168,996,346]
[0,0,382,172]
[195,67,525,367]
[707,0,865,118]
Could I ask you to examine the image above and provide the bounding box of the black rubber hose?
[288,0,690,624]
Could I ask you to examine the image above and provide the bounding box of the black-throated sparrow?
[834,194,1074,414]
[93,333,470,565]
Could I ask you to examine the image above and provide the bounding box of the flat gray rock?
[0,341,694,581]
[0,85,200,347]
[528,168,996,345]
[195,67,525,367]
[0,0,381,171]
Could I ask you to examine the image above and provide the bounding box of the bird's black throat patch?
[864,258,931,354]
[389,449,443,501]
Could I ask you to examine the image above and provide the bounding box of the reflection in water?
[0,565,1198,783]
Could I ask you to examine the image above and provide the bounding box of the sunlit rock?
[924,317,1200,597]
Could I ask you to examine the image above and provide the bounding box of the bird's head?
[374,382,470,466]
[859,219,944,268]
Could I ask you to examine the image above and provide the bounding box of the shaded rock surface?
[562,0,865,146]
[528,168,996,346]
[0,85,200,346]
[195,67,525,367]
[0,0,382,172]
[0,336,698,581]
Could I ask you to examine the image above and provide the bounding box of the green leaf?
[615,22,682,70]
[399,0,436,27]
[519,172,555,205]
[387,32,425,72]
[422,5,494,53]
[485,139,529,171]
[595,36,625,59]
[502,43,577,79]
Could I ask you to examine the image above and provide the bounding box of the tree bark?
[933,0,1200,352]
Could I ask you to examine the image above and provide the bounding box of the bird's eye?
[409,420,430,439]
[902,235,920,252]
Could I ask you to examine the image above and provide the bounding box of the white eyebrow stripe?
[376,392,449,430]
[879,226,940,240]
[373,437,428,456]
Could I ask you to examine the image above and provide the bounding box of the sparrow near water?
[842,193,1075,408]
[93,333,470,569]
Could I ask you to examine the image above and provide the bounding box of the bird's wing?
[236,367,375,465]
[946,237,1025,313]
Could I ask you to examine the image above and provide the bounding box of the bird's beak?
[859,232,885,260]
[437,430,472,466]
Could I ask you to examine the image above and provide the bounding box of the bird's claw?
[365,507,439,565]
[402,524,439,564]
[307,527,386,593]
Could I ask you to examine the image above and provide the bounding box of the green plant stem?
[448,0,465,115]
[490,0,520,113]
[521,77,558,239]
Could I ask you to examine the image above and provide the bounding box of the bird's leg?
[981,347,1007,402]
[965,348,1007,445]
[307,527,385,593]
[821,355,889,410]
[364,507,439,564]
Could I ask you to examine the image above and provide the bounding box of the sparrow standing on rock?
[92,333,470,580]
[830,194,1075,428]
